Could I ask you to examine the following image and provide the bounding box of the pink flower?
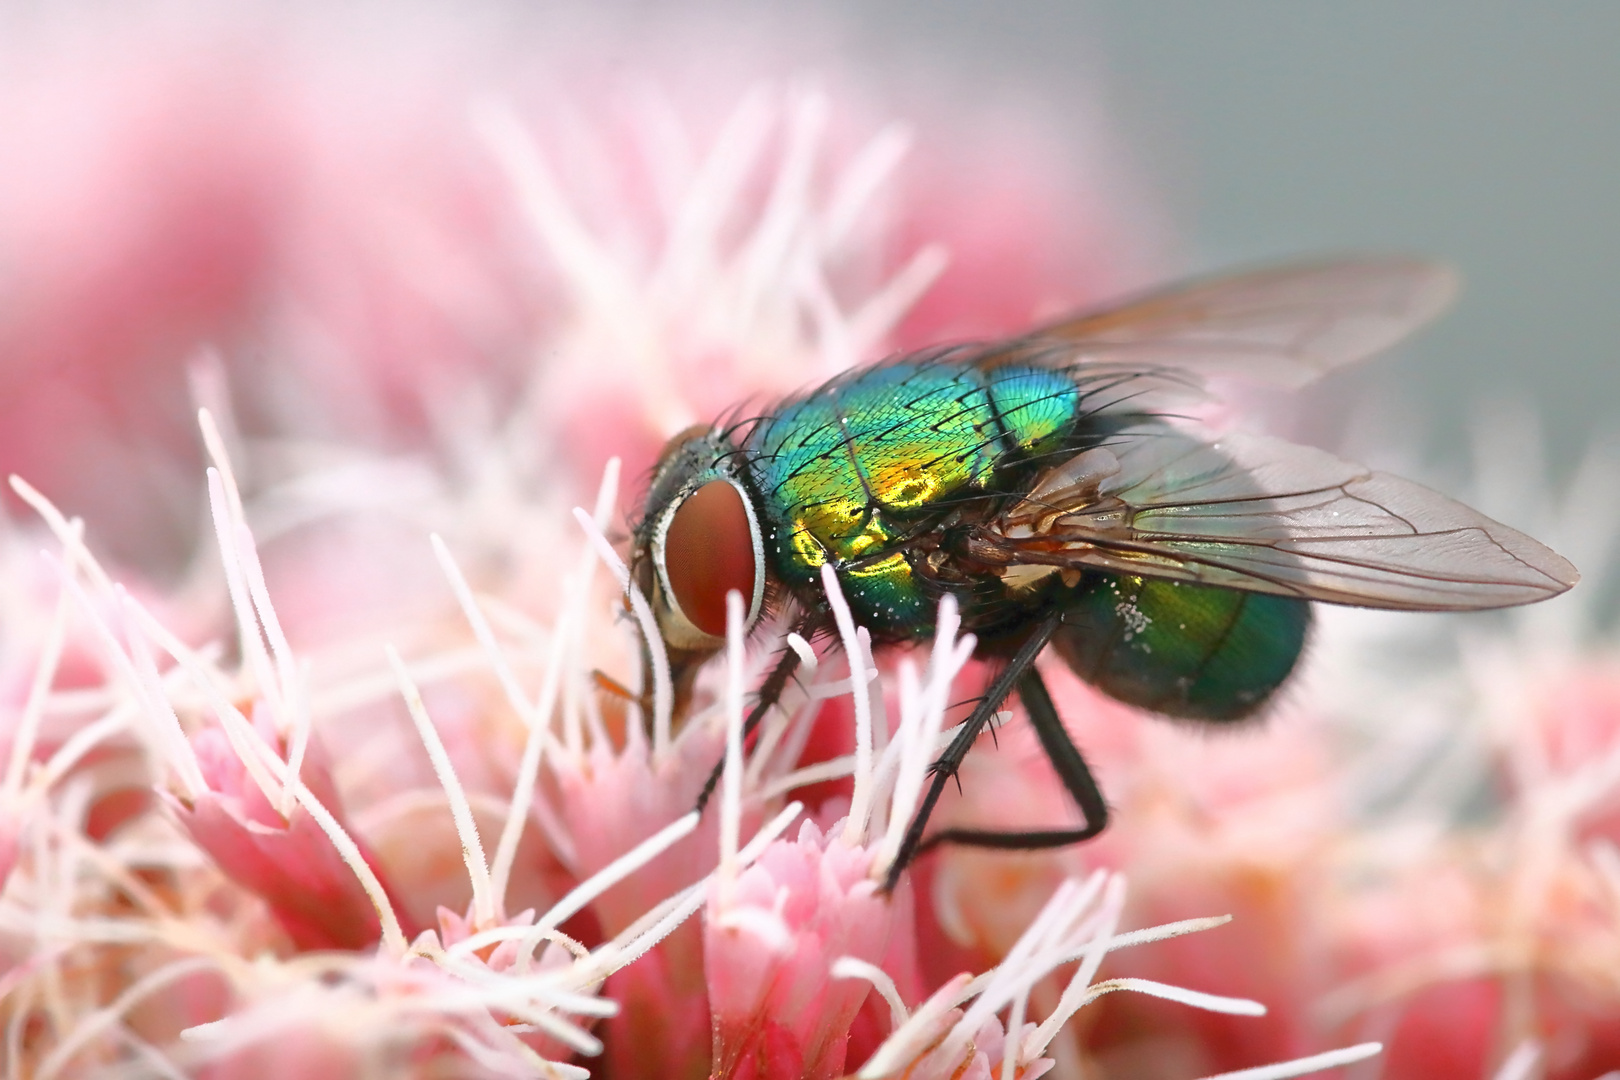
[706,819,895,1079]
[169,720,406,952]
[0,6,1615,1079]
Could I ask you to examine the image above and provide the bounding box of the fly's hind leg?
[914,663,1108,854]
[882,611,1105,891]
[881,613,1108,892]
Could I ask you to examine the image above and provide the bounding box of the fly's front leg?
[693,631,805,814]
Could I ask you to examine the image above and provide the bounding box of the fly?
[627,257,1579,891]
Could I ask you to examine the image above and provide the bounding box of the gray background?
[813,2,1620,476]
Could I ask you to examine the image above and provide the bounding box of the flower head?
[0,7,1615,1079]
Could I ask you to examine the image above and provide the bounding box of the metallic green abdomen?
[1053,575,1311,721]
[746,361,1078,631]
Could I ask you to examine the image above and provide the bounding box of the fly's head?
[632,426,768,694]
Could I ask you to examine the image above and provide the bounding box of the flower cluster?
[0,7,1616,1079]
[0,408,1390,1077]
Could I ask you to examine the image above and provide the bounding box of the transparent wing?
[983,427,1578,611]
[1025,256,1459,390]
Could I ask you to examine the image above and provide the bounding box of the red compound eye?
[661,479,758,639]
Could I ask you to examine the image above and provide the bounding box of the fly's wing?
[1027,257,1459,390]
[985,426,1578,611]
[954,257,1458,420]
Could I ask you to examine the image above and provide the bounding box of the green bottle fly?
[629,258,1578,883]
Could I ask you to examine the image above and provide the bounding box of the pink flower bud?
[171,723,410,952]
[706,819,895,1080]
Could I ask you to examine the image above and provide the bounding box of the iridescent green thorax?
[744,360,1080,633]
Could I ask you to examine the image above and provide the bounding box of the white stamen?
[3,563,74,799]
[960,873,1106,1042]
[27,710,132,799]
[744,660,844,791]
[120,1031,188,1080]
[432,496,590,908]
[858,626,891,767]
[784,631,819,675]
[1025,873,1130,1059]
[234,523,309,804]
[560,651,586,761]
[856,973,973,1078]
[802,254,858,372]
[1491,1041,1543,1080]
[4,956,35,1074]
[428,995,605,1056]
[46,562,208,799]
[738,800,806,864]
[1590,839,1620,905]
[124,589,410,954]
[280,660,314,809]
[518,811,700,970]
[9,476,118,596]
[196,407,247,523]
[10,485,212,799]
[205,468,283,722]
[737,88,827,325]
[831,957,909,1031]
[124,593,233,802]
[862,872,1271,1080]
[822,123,911,250]
[756,752,859,802]
[883,657,926,840]
[1056,915,1235,963]
[388,646,496,928]
[304,645,493,721]
[443,1027,591,1080]
[50,820,170,918]
[590,882,707,980]
[215,431,300,731]
[1069,977,1266,1016]
[473,100,636,327]
[743,632,813,788]
[717,588,748,900]
[585,801,803,982]
[571,506,673,754]
[444,921,583,963]
[652,87,774,300]
[757,718,968,807]
[875,596,975,874]
[278,766,411,955]
[822,564,876,845]
[1193,1043,1384,1080]
[847,243,951,358]
[118,591,279,806]
[34,956,221,1080]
